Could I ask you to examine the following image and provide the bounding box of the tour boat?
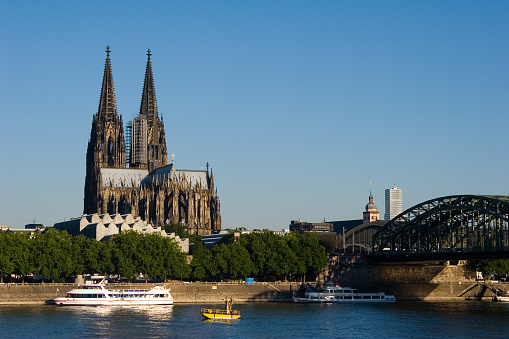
[293,284,395,303]
[52,279,173,306]
[201,298,241,319]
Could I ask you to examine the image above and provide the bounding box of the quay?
[0,281,299,304]
[0,278,505,304]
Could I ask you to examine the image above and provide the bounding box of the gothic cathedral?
[84,47,221,235]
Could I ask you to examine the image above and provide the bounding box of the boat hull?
[200,307,240,319]
[53,297,174,306]
[293,296,395,303]
[52,280,174,306]
[201,312,241,320]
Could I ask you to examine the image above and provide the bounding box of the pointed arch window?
[108,138,114,167]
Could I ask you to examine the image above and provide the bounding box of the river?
[0,301,508,338]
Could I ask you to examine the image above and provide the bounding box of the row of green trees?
[190,231,327,281]
[480,259,509,279]
[0,229,189,283]
[0,228,328,283]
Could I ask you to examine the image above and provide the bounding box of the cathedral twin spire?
[97,45,118,121]
[93,46,167,172]
[139,49,159,124]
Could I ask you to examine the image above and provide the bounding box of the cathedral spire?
[139,48,158,124]
[97,45,118,119]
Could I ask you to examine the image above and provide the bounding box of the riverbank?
[0,280,500,304]
[0,281,299,304]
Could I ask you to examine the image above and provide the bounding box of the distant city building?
[363,191,380,224]
[0,225,45,234]
[54,213,189,252]
[385,183,402,220]
[289,219,333,233]
[25,223,44,229]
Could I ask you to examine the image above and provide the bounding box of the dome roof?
[366,202,377,210]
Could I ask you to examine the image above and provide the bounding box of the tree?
[289,232,327,280]
[163,223,187,238]
[0,233,16,283]
[161,236,190,280]
[10,232,33,283]
[480,259,509,279]
[111,231,140,281]
[32,229,74,282]
[190,240,213,280]
[225,242,255,279]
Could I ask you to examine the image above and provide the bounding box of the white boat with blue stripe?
[53,278,173,306]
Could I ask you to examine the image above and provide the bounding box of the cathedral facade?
[84,47,221,235]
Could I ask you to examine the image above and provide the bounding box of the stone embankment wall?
[0,282,299,304]
[0,256,501,303]
[323,254,495,301]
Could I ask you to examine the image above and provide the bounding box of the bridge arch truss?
[371,195,509,256]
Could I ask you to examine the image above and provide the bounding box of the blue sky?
[1,1,508,230]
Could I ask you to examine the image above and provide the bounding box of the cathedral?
[84,46,221,235]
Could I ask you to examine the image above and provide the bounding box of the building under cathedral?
[84,46,221,235]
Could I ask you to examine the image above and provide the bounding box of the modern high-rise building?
[384,183,402,220]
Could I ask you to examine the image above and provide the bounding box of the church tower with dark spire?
[83,47,220,234]
[130,49,167,172]
[84,46,126,214]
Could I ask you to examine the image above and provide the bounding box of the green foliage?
[32,229,74,282]
[189,230,327,282]
[163,223,187,238]
[110,231,190,281]
[0,228,326,283]
[0,232,16,282]
[190,240,214,280]
[0,227,189,282]
[187,234,203,244]
[480,259,509,278]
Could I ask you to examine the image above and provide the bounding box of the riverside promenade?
[0,279,500,304]
[0,281,300,304]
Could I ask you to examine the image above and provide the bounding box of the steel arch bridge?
[370,195,509,261]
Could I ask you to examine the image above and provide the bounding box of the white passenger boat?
[492,288,509,302]
[293,284,395,303]
[52,279,173,306]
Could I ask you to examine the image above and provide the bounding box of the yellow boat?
[201,298,241,319]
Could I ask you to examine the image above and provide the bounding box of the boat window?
[372,296,381,299]
[353,296,361,299]
[344,296,352,299]
[362,296,371,299]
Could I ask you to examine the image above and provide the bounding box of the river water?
[0,301,508,338]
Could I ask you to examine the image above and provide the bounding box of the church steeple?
[98,45,118,120]
[84,46,126,214]
[139,49,158,124]
[363,190,379,224]
[136,49,167,172]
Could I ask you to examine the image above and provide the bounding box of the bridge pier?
[321,254,485,300]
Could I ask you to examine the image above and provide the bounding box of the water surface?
[0,302,508,338]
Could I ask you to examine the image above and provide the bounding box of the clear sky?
[1,1,508,230]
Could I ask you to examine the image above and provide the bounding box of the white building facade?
[384,184,402,220]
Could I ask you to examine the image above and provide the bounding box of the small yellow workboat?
[201,298,241,319]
